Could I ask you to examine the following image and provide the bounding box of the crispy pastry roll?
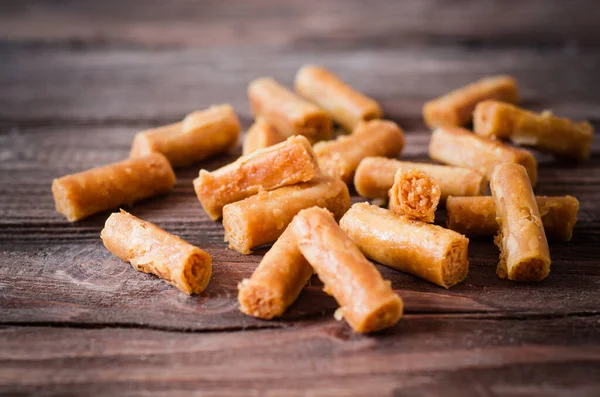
[423,75,518,128]
[238,225,313,319]
[294,65,383,131]
[242,117,285,156]
[354,157,486,202]
[101,210,212,294]
[429,126,537,186]
[223,176,350,254]
[313,119,404,184]
[291,207,403,333]
[52,153,176,222]
[388,169,441,222]
[340,203,469,288]
[248,77,332,142]
[491,163,551,281]
[446,195,579,242]
[473,101,594,160]
[130,104,241,167]
[194,135,319,220]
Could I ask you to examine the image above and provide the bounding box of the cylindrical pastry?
[446,195,579,242]
[491,163,551,281]
[354,157,486,202]
[194,135,319,220]
[130,104,241,167]
[340,203,469,289]
[294,65,383,131]
[313,119,404,184]
[388,169,441,223]
[423,75,519,128]
[473,101,594,160]
[223,176,350,254]
[52,153,176,222]
[248,77,332,142]
[101,210,212,295]
[429,126,538,186]
[242,117,285,156]
[238,225,313,319]
[291,207,403,333]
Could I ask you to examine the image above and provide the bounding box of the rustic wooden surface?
[1,1,599,395]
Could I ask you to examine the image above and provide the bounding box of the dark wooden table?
[1,1,599,395]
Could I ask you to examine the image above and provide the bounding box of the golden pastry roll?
[101,210,212,294]
[473,101,594,160]
[388,169,441,223]
[223,175,350,254]
[423,75,518,128]
[446,195,579,242]
[429,126,538,186]
[354,157,486,202]
[294,65,383,131]
[242,117,285,156]
[248,77,332,142]
[491,163,551,281]
[193,135,319,220]
[130,104,241,167]
[52,153,176,222]
[291,207,403,333]
[313,119,404,184]
[340,203,469,289]
[238,225,313,319]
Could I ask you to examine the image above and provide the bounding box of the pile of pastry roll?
[52,66,592,333]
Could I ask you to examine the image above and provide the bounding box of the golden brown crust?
[242,117,285,156]
[388,169,441,222]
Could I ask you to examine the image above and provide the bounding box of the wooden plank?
[0,0,599,48]
[0,316,599,396]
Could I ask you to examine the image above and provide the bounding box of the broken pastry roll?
[223,175,350,254]
[291,207,403,333]
[473,101,594,160]
[491,163,551,281]
[248,77,332,142]
[446,195,579,242]
[130,104,241,167]
[238,225,313,319]
[52,153,176,222]
[429,126,538,186]
[101,210,212,294]
[194,135,319,220]
[354,157,486,203]
[388,169,441,222]
[313,119,404,184]
[294,65,383,131]
[423,75,519,128]
[340,203,469,289]
[242,117,285,156]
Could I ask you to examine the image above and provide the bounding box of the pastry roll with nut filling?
[429,126,538,186]
[340,203,469,289]
[388,169,441,222]
[101,210,212,294]
[52,153,176,222]
[238,225,313,319]
[354,157,486,203]
[194,135,319,220]
[248,77,332,142]
[223,175,350,254]
[294,65,383,131]
[491,163,551,281]
[446,195,579,242]
[473,101,594,160]
[314,119,404,184]
[423,75,518,128]
[130,104,241,167]
[242,117,285,155]
[291,207,403,333]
